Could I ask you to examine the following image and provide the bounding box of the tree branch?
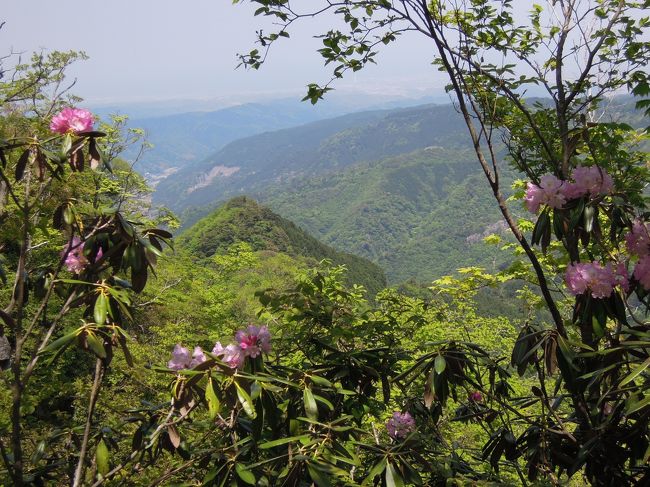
[72,358,105,487]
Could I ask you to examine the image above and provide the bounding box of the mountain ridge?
[177,196,388,295]
[153,102,471,211]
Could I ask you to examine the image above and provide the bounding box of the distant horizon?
[3,0,446,115]
[85,85,444,108]
[86,87,454,120]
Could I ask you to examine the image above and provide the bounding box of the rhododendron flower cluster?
[524,174,566,213]
[564,165,614,199]
[525,166,613,213]
[62,237,102,274]
[625,221,650,290]
[168,325,272,371]
[565,261,628,299]
[615,262,631,294]
[386,411,416,439]
[63,237,88,273]
[50,107,94,134]
[469,391,483,402]
[626,221,650,257]
[633,257,650,290]
[235,325,272,358]
[212,342,245,369]
[168,345,207,371]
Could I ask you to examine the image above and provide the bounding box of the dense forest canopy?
[1,1,650,485]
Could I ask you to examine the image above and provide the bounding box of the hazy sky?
[2,1,445,107]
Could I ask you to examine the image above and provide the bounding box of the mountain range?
[144,96,645,284]
[153,103,471,212]
[105,94,447,177]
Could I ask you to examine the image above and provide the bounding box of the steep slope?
[153,103,470,211]
[178,196,387,295]
[261,147,513,283]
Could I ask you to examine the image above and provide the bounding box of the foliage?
[3,1,650,485]
[178,196,387,296]
[264,146,511,283]
[229,0,650,484]
[0,51,172,486]
[92,265,528,486]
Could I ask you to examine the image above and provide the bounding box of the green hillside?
[178,196,387,295]
[261,147,513,283]
[163,97,644,284]
[153,103,470,211]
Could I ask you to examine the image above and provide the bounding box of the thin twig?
[72,358,105,487]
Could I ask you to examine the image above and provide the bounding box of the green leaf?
[303,387,318,420]
[313,394,334,411]
[96,439,110,477]
[206,378,221,420]
[94,292,108,325]
[620,357,650,387]
[362,458,387,485]
[62,205,74,225]
[307,464,332,487]
[434,354,446,374]
[592,310,606,339]
[42,329,78,354]
[31,440,46,464]
[57,277,98,286]
[61,133,72,157]
[235,463,256,485]
[86,333,107,359]
[583,205,595,233]
[235,381,256,418]
[532,209,549,246]
[627,394,650,415]
[310,374,333,387]
[116,330,134,367]
[259,435,310,449]
[385,462,404,487]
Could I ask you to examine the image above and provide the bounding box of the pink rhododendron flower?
[524,175,566,213]
[469,391,483,403]
[235,325,271,358]
[50,107,94,134]
[525,167,614,213]
[212,341,244,369]
[386,411,416,439]
[168,345,206,370]
[63,236,89,274]
[564,165,614,199]
[626,221,650,257]
[524,182,544,213]
[190,346,206,368]
[634,256,650,290]
[615,262,630,294]
[62,237,102,273]
[168,344,191,371]
[565,261,617,299]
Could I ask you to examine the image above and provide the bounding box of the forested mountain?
[178,196,387,294]
[6,1,650,483]
[262,147,512,283]
[150,97,645,283]
[153,103,471,211]
[111,94,445,178]
[120,100,346,177]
